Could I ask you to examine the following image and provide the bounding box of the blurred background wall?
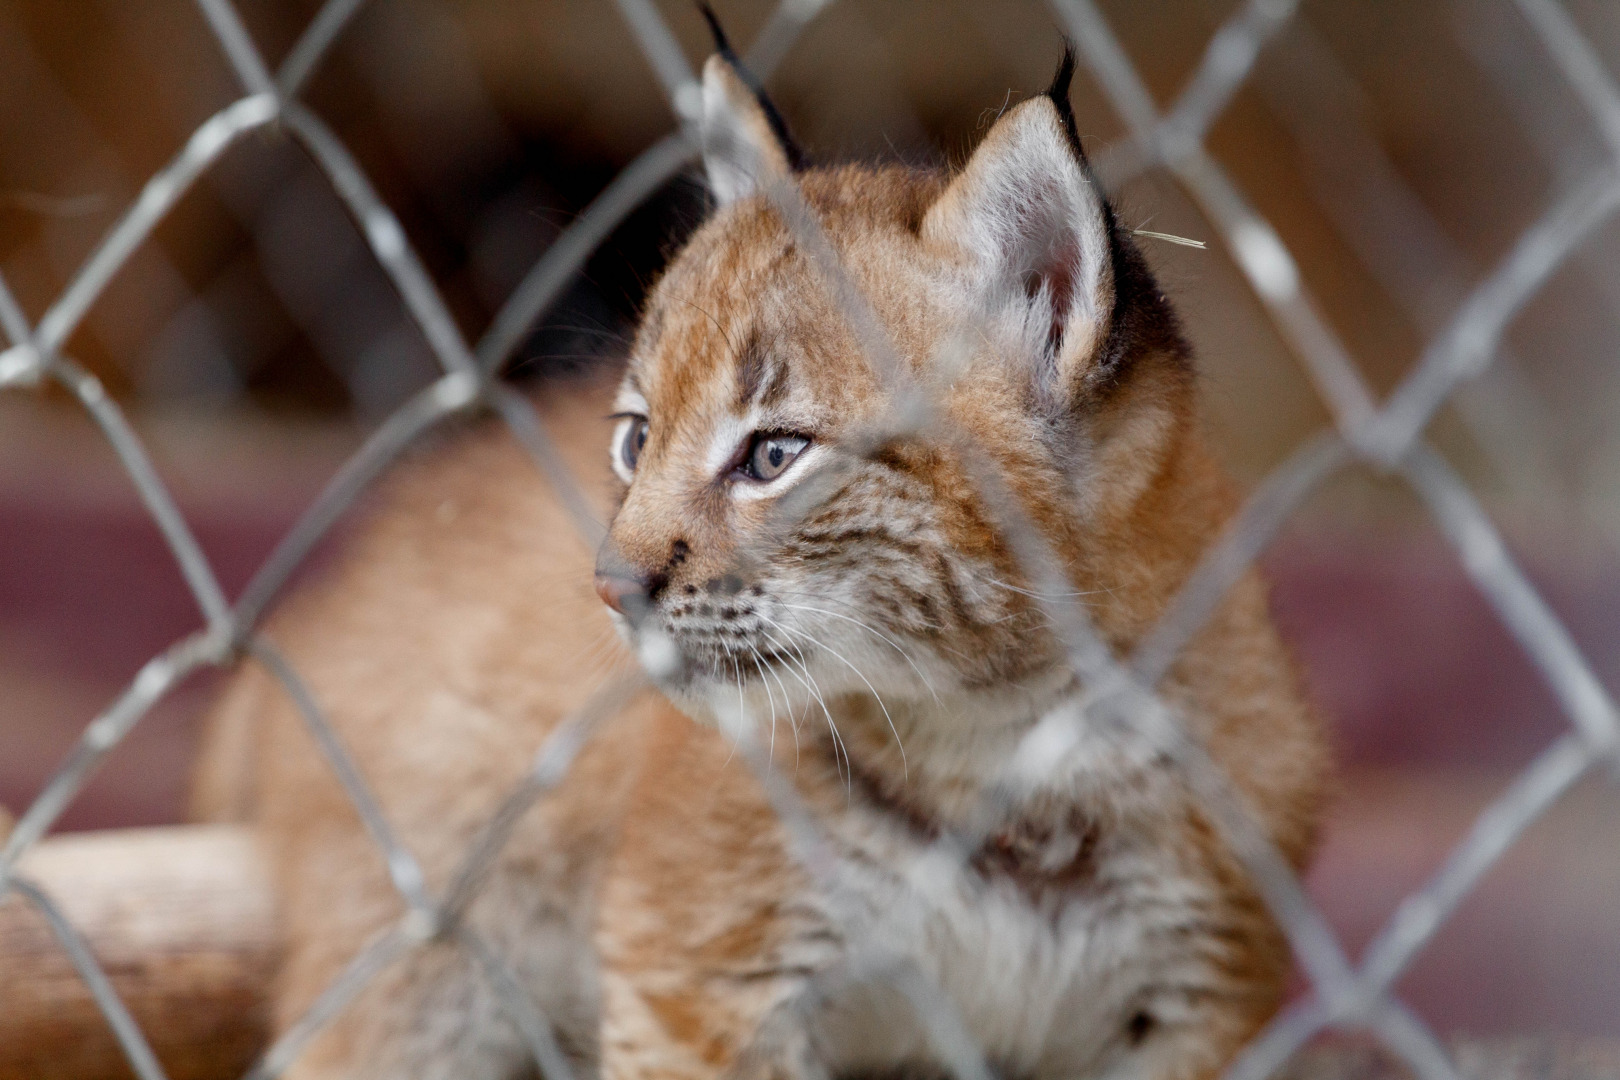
[3,0,1620,1038]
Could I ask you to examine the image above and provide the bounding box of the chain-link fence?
[2,0,1619,1078]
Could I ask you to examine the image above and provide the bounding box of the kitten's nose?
[594,573,640,615]
[594,571,666,617]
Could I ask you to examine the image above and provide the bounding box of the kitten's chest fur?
[762,693,1204,1079]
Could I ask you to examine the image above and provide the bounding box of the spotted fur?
[194,48,1328,1080]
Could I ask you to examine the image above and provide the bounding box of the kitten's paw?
[727,1009,833,1080]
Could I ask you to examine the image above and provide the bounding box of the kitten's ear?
[921,50,1117,393]
[698,8,801,205]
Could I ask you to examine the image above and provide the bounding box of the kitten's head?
[596,48,1193,726]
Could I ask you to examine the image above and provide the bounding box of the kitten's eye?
[740,432,810,482]
[618,416,649,473]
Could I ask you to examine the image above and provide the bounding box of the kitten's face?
[600,173,1068,724]
[602,177,1030,722]
[596,93,1187,729]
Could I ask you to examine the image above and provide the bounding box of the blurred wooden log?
[0,825,276,1080]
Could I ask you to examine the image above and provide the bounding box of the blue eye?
[620,417,649,471]
[741,432,809,482]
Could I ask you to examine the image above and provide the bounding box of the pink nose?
[594,573,639,615]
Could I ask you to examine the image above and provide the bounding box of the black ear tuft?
[1046,44,1085,163]
[698,3,735,55]
[696,3,806,170]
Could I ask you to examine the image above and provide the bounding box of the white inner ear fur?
[922,98,1114,396]
[701,54,793,206]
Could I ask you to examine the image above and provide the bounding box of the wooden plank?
[0,824,276,1080]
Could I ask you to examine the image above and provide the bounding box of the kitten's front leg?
[598,965,830,1080]
[285,933,593,1080]
[725,1002,835,1080]
[268,817,605,1080]
[725,963,951,1080]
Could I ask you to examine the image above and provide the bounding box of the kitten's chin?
[648,666,777,734]
[614,638,724,724]
[613,623,793,729]
[658,680,723,726]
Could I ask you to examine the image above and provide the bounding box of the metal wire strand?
[455,925,580,1080]
[232,372,480,634]
[6,878,172,1080]
[243,925,416,1080]
[0,633,219,890]
[47,355,233,632]
[247,637,435,916]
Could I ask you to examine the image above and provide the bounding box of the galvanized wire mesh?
[2,1,1618,1078]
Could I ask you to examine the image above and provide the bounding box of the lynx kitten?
[195,38,1327,1080]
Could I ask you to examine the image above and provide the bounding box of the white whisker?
[747,642,783,760]
[758,615,850,791]
[765,613,907,781]
[984,575,1113,601]
[774,599,941,706]
[721,656,746,771]
[759,626,820,767]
